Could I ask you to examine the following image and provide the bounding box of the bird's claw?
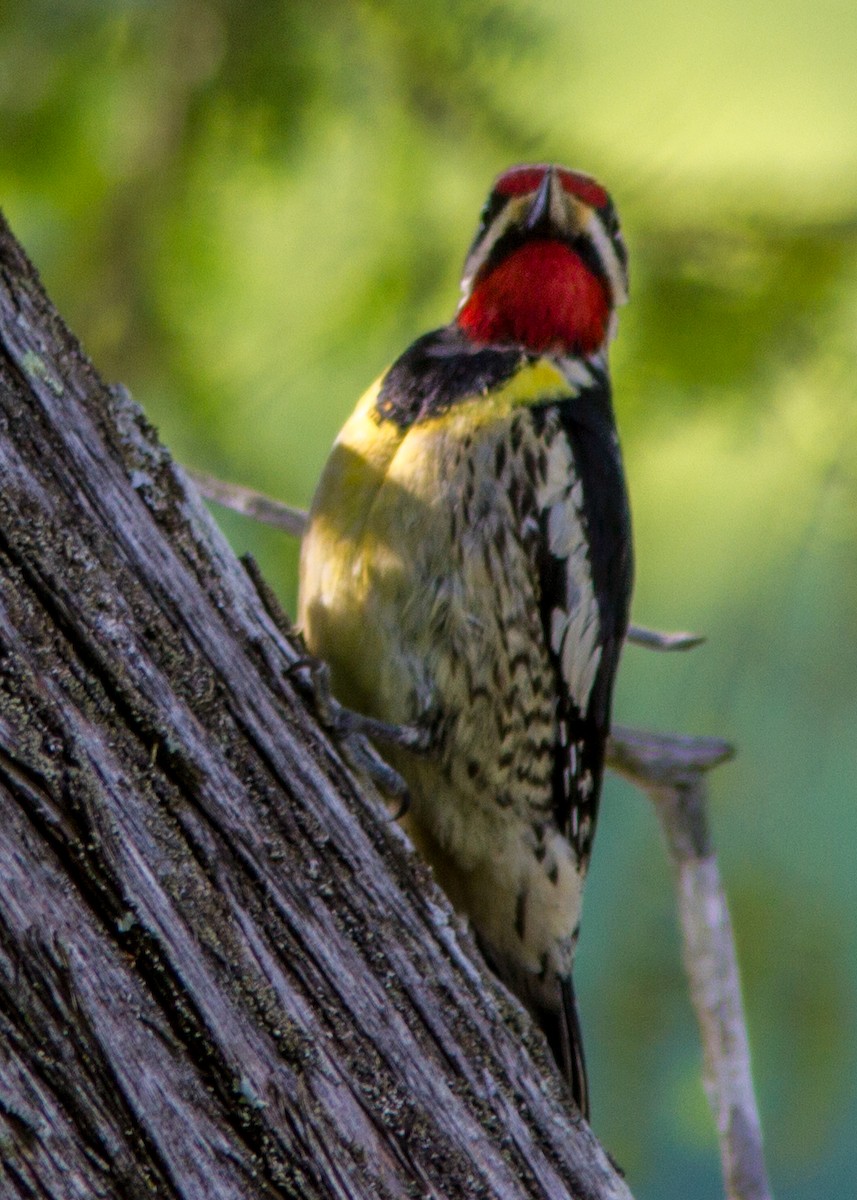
[287,653,428,814]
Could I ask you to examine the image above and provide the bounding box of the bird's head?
[456,164,628,357]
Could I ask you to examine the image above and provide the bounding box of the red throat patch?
[457,240,610,356]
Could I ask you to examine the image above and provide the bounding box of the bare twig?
[608,727,734,779]
[608,728,772,1200]
[187,467,308,536]
[626,625,705,651]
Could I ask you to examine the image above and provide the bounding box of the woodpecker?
[298,164,633,1117]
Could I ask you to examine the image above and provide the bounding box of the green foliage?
[2,3,856,1195]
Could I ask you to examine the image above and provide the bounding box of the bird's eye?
[480,193,506,232]
[601,205,620,235]
[468,192,508,255]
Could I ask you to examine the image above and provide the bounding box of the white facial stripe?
[458,196,530,307]
[585,212,628,307]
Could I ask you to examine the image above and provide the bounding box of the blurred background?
[2,1,855,1194]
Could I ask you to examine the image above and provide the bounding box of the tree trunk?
[0,215,633,1200]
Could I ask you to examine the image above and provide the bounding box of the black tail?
[538,977,589,1119]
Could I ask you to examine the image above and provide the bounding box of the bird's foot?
[287,653,430,817]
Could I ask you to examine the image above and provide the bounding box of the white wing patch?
[537,434,602,712]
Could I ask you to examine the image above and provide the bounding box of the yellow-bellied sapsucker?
[298,164,632,1117]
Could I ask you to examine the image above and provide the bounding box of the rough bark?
[0,215,634,1198]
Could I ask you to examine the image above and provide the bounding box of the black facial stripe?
[570,231,610,282]
[596,203,627,273]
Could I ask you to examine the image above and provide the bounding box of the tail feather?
[538,977,589,1119]
[474,931,590,1117]
[560,976,589,1120]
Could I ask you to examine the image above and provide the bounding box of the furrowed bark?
[0,213,634,1198]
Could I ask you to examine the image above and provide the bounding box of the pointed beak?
[524,167,560,235]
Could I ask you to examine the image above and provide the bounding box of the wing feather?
[532,375,632,855]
